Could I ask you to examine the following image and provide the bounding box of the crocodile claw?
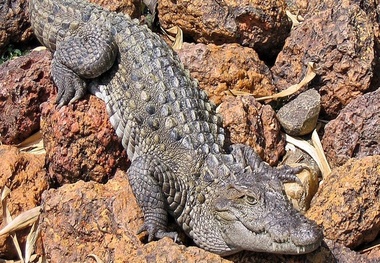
[52,58,87,108]
[137,223,178,242]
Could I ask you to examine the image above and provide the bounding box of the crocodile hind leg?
[128,154,178,241]
[51,22,118,107]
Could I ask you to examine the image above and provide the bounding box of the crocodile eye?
[245,195,257,205]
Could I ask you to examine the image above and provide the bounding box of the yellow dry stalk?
[0,186,42,263]
[87,254,105,263]
[285,131,331,179]
[162,26,183,51]
[227,62,317,100]
[16,131,45,155]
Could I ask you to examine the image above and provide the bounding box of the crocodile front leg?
[51,22,118,107]
[128,154,178,241]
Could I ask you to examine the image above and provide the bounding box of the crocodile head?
[195,144,323,255]
[212,172,323,255]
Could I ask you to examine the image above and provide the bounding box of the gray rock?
[277,89,321,136]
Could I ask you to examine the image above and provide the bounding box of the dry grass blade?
[1,187,24,262]
[87,254,104,263]
[285,133,330,178]
[163,26,183,50]
[359,243,380,253]
[256,62,316,101]
[311,129,331,176]
[0,207,41,236]
[286,10,303,28]
[225,90,253,96]
[25,221,40,263]
[16,131,45,154]
[32,46,47,52]
[1,186,11,205]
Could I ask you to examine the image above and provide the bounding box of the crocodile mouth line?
[216,211,321,254]
[242,226,321,254]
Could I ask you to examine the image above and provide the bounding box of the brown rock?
[88,0,142,18]
[322,88,380,168]
[178,42,275,105]
[218,96,285,165]
[40,97,128,185]
[226,244,335,263]
[283,164,319,212]
[281,147,321,212]
[40,171,228,262]
[324,239,376,263]
[307,155,380,249]
[362,244,380,262]
[158,0,291,57]
[306,0,380,91]
[0,0,33,54]
[271,2,374,118]
[0,145,48,259]
[0,49,55,145]
[285,0,309,15]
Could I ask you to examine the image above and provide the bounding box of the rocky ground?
[0,0,379,262]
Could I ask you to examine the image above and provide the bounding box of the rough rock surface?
[177,42,275,105]
[281,147,321,212]
[39,170,228,262]
[322,88,380,168]
[362,245,380,262]
[218,96,285,165]
[271,2,374,118]
[40,97,128,185]
[307,155,380,249]
[0,49,55,145]
[324,239,378,263]
[0,0,33,54]
[283,164,319,212]
[285,0,308,15]
[277,89,321,136]
[158,0,291,57]
[0,145,48,259]
[88,0,142,18]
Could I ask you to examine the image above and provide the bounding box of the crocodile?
[29,0,323,256]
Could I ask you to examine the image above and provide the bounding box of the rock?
[277,89,321,136]
[40,97,128,185]
[362,245,380,262]
[218,96,285,165]
[281,146,321,212]
[307,155,380,249]
[0,49,55,145]
[0,145,48,259]
[324,239,377,263]
[306,0,380,91]
[322,88,380,168]
[0,0,33,54]
[271,3,374,118]
[88,0,142,18]
[158,0,291,58]
[285,0,308,15]
[283,164,319,212]
[226,243,335,262]
[177,42,275,105]
[39,170,229,262]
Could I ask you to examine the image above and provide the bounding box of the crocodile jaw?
[216,216,322,255]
